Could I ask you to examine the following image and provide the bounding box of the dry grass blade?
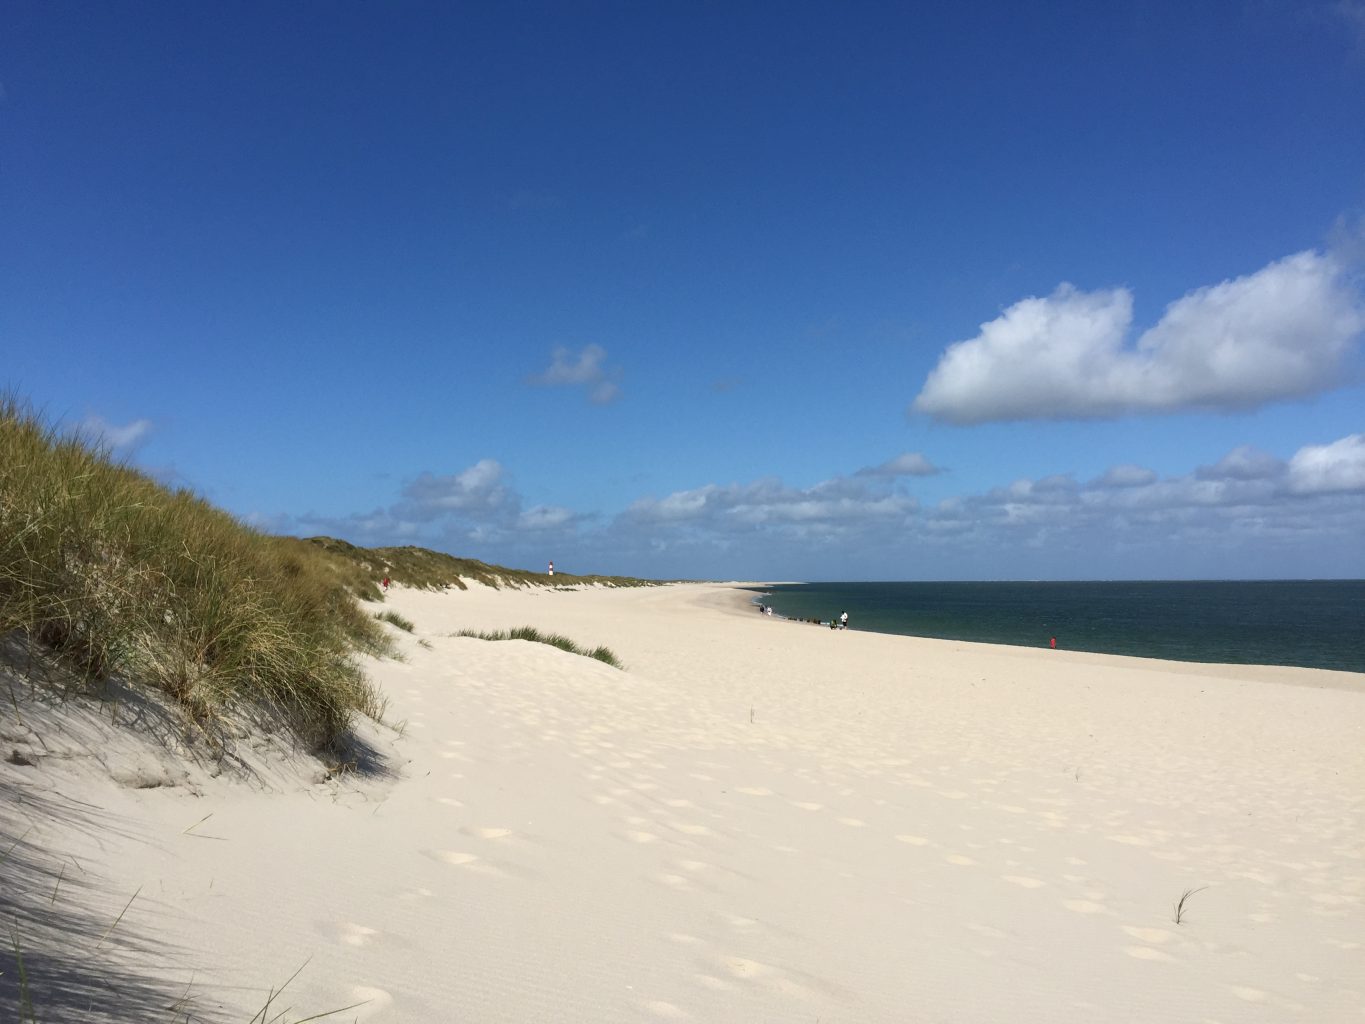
[291,997,374,1022]
[93,884,142,950]
[249,956,311,1024]
[1173,885,1208,924]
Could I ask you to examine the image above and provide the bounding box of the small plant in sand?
[375,610,415,633]
[454,626,623,668]
[1173,885,1207,924]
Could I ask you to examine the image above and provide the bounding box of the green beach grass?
[454,626,624,669]
[0,396,657,751]
[0,397,385,750]
[303,534,665,595]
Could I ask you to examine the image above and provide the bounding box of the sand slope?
[3,582,1363,1022]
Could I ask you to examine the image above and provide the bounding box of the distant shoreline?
[742,579,1365,678]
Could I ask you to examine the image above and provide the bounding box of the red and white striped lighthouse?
[548,561,554,577]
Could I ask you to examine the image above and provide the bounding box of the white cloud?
[270,434,1365,580]
[1287,434,1365,494]
[913,249,1364,424]
[857,452,942,477]
[399,460,517,521]
[80,415,152,451]
[518,505,575,530]
[529,344,622,404]
[624,473,919,534]
[1196,445,1283,481]
[1095,464,1158,488]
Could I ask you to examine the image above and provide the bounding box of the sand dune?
[3,582,1363,1022]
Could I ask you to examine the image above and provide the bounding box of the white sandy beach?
[3,581,1364,1023]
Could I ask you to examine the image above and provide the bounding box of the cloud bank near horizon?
[267,434,1365,578]
[912,250,1364,424]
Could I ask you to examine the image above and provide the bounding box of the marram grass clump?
[375,609,415,633]
[454,626,623,669]
[0,398,385,749]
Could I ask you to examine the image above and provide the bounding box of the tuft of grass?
[0,396,385,750]
[375,610,415,633]
[454,626,623,669]
[1173,886,1207,924]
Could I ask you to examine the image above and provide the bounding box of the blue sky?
[5,2,1364,580]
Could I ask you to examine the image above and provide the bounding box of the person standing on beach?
[840,610,849,630]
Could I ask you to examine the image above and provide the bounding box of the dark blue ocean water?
[754,581,1365,673]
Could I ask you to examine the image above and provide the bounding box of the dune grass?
[454,626,623,669]
[0,397,385,750]
[375,610,415,633]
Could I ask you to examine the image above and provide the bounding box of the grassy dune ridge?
[304,535,664,596]
[1,399,658,750]
[0,399,386,749]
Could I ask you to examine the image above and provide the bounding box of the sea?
[751,580,1365,674]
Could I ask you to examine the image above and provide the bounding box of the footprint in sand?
[837,818,867,828]
[643,1000,688,1018]
[338,923,379,947]
[790,801,823,811]
[1124,946,1172,962]
[463,826,513,840]
[722,956,770,980]
[1122,926,1174,944]
[431,850,505,876]
[945,854,976,866]
[1106,834,1151,846]
[1002,876,1045,889]
[694,974,733,992]
[1062,900,1107,914]
[895,835,930,846]
[736,787,773,796]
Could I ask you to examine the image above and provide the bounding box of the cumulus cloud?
[1095,464,1158,488]
[518,505,576,530]
[624,472,919,535]
[1287,434,1365,494]
[267,434,1365,580]
[1196,445,1283,481]
[398,460,518,522]
[856,452,942,477]
[613,433,1365,575]
[80,415,153,451]
[528,344,621,404]
[912,250,1364,424]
